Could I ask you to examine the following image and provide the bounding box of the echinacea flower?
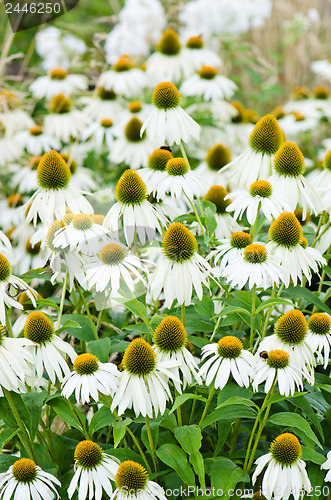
[252,433,311,500]
[311,58,331,81]
[208,231,253,274]
[253,349,303,396]
[141,81,200,145]
[98,56,147,98]
[203,186,241,239]
[111,338,180,417]
[0,458,61,500]
[321,450,331,482]
[155,157,207,200]
[307,313,331,369]
[198,336,255,389]
[61,353,120,404]
[29,67,87,100]
[258,309,315,384]
[68,440,119,500]
[80,86,122,120]
[267,212,326,286]
[221,114,284,189]
[138,148,173,197]
[44,94,89,142]
[24,311,77,385]
[0,121,23,166]
[222,243,286,290]
[16,124,60,155]
[81,117,116,151]
[180,65,237,101]
[185,35,222,70]
[24,150,93,227]
[111,460,167,500]
[195,143,231,188]
[149,222,210,308]
[103,169,167,245]
[226,180,291,224]
[153,316,201,391]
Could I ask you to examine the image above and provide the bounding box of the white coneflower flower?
[140,81,200,145]
[0,253,37,326]
[155,157,207,200]
[222,243,285,290]
[267,212,326,286]
[81,118,116,150]
[226,180,291,224]
[111,460,167,500]
[61,152,97,193]
[153,316,201,392]
[103,169,167,245]
[253,349,303,397]
[24,311,76,385]
[24,150,93,226]
[258,309,315,384]
[321,451,331,482]
[11,156,40,194]
[252,433,311,500]
[52,213,109,255]
[44,94,89,142]
[13,238,46,276]
[84,242,148,293]
[185,35,222,70]
[0,88,34,133]
[311,149,331,192]
[268,142,321,219]
[111,338,179,417]
[307,313,331,369]
[30,67,87,99]
[149,223,211,308]
[146,28,195,83]
[311,58,331,81]
[0,323,35,395]
[98,56,147,99]
[0,194,24,232]
[198,336,255,389]
[68,440,119,500]
[16,124,60,155]
[0,120,23,166]
[181,65,237,101]
[61,353,120,404]
[138,148,173,196]
[109,117,157,169]
[203,186,241,239]
[0,458,61,499]
[80,86,122,121]
[195,143,231,188]
[221,114,284,189]
[208,231,252,274]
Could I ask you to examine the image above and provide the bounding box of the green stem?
[5,308,13,338]
[245,402,273,473]
[67,399,90,439]
[312,220,331,247]
[181,304,186,328]
[210,316,221,342]
[74,279,98,340]
[229,418,242,455]
[125,426,152,473]
[189,389,198,425]
[56,271,67,329]
[185,193,206,235]
[258,283,277,345]
[199,386,216,426]
[179,140,189,164]
[250,204,261,239]
[145,416,158,473]
[130,292,154,341]
[250,285,256,350]
[4,389,37,462]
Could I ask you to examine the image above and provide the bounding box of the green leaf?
[61,314,96,341]
[268,412,323,449]
[200,404,257,429]
[21,391,46,440]
[156,444,196,486]
[113,418,132,448]
[47,397,87,434]
[116,298,148,323]
[216,397,259,410]
[290,396,324,441]
[204,207,217,236]
[36,298,60,311]
[174,425,205,489]
[193,295,214,318]
[141,422,159,455]
[208,457,249,500]
[301,447,326,465]
[255,298,293,314]
[266,391,307,406]
[88,338,111,362]
[282,286,331,315]
[0,428,19,451]
[169,394,207,415]
[89,406,116,435]
[0,455,18,472]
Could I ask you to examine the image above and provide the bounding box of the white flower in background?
[68,440,119,500]
[268,142,321,219]
[24,150,93,227]
[81,118,116,151]
[111,338,180,417]
[24,311,77,385]
[84,242,148,293]
[257,309,315,384]
[153,316,201,392]
[208,231,252,274]
[321,451,331,482]
[0,194,24,232]
[44,94,89,142]
[277,112,317,139]
[138,147,174,196]
[12,237,46,276]
[267,212,326,287]
[181,65,237,101]
[146,28,196,83]
[252,433,311,500]
[62,353,120,404]
[109,117,157,170]
[0,88,34,133]
[221,114,284,189]
[203,185,241,239]
[311,58,331,81]
[222,243,286,290]
[0,458,61,499]
[195,143,231,188]
[16,124,60,155]
[80,86,123,121]
[226,180,291,224]
[111,460,168,500]
[141,81,200,145]
[11,156,41,194]
[185,35,222,69]
[98,56,147,99]
[103,169,167,245]
[307,313,331,369]
[198,336,255,389]
[30,68,87,100]
[0,120,23,166]
[253,349,303,396]
[149,222,210,308]
[60,152,97,192]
